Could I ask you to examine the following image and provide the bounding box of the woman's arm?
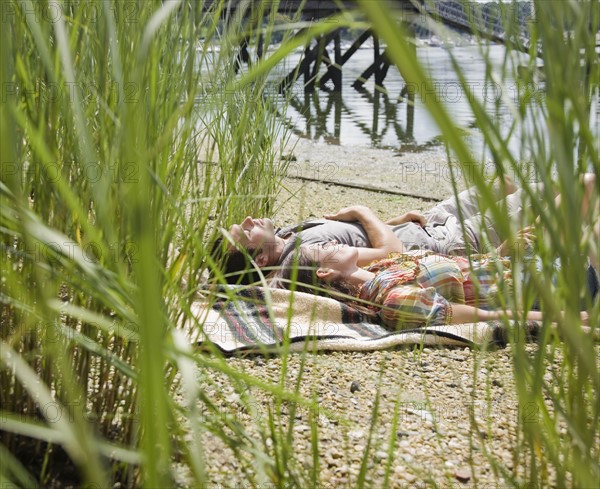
[324,205,405,266]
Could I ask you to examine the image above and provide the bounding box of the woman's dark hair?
[271,246,323,294]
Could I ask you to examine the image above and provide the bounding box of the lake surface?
[266,43,599,162]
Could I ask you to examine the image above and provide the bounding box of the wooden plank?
[202,0,417,19]
[332,32,342,90]
[307,36,327,91]
[319,29,372,87]
[289,175,443,202]
[352,50,388,88]
[278,31,338,91]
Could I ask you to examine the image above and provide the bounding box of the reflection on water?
[282,87,423,149]
[267,44,600,161]
[195,40,598,162]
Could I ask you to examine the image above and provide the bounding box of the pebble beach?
[190,138,598,488]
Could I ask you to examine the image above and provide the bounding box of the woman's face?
[304,241,359,281]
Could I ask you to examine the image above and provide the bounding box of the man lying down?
[212,176,599,311]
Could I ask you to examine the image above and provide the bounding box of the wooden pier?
[204,0,535,92]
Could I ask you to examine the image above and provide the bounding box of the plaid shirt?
[359,251,511,329]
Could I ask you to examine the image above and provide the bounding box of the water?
[266,43,599,162]
[270,44,530,151]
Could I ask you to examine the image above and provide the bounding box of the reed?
[0,0,340,485]
[1,0,598,487]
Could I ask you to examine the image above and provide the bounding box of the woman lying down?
[272,204,597,328]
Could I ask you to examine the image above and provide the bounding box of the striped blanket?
[186,286,540,354]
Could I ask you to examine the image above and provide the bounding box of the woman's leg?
[450,303,589,325]
[590,219,600,275]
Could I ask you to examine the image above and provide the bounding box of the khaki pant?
[422,181,539,253]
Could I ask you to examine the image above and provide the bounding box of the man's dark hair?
[210,236,261,285]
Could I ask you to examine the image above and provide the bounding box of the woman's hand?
[385,211,426,227]
[497,226,536,257]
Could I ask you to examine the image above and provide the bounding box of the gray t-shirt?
[277,219,445,263]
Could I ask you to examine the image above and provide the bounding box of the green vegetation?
[1,0,598,487]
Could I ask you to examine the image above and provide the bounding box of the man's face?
[228,216,276,253]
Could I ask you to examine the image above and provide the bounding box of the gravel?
[191,345,570,487]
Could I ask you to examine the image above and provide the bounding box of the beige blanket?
[185,286,540,354]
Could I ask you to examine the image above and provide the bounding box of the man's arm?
[324,205,405,266]
[385,211,426,227]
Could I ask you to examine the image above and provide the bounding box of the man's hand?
[324,205,371,222]
[385,211,426,227]
[324,205,405,261]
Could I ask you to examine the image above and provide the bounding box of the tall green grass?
[0,0,344,486]
[1,0,598,487]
